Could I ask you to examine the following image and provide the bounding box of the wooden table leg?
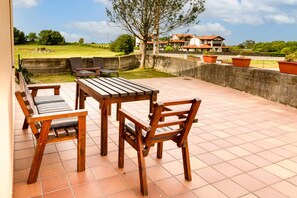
[116,102,121,121]
[100,100,109,156]
[75,83,79,110]
[79,88,85,109]
[150,93,157,113]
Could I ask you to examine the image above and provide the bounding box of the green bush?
[37,30,65,45]
[110,34,134,55]
[165,45,174,51]
[14,27,26,44]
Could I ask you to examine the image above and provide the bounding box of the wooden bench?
[15,73,88,184]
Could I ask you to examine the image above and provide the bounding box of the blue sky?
[13,0,297,45]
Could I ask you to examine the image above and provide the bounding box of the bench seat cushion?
[36,102,73,114]
[34,95,65,105]
[36,102,78,129]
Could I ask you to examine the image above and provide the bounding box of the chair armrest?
[119,109,150,131]
[76,67,100,71]
[28,84,61,96]
[26,109,88,123]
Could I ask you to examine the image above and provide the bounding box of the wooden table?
[76,77,159,156]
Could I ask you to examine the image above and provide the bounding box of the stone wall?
[149,55,297,108]
[22,55,141,74]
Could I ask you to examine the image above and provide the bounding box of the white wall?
[0,0,14,197]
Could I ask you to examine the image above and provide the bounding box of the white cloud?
[66,21,125,43]
[190,23,232,37]
[60,32,89,43]
[202,0,297,25]
[13,0,41,8]
[94,0,111,6]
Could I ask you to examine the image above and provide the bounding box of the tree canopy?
[14,27,26,44]
[37,30,65,45]
[110,34,134,55]
[107,0,205,67]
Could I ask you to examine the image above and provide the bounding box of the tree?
[238,40,256,49]
[37,30,65,45]
[14,27,26,44]
[26,32,37,43]
[107,0,205,68]
[78,38,84,44]
[110,34,134,55]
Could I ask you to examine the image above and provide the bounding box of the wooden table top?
[77,77,159,99]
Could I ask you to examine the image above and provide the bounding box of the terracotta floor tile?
[254,187,288,198]
[228,158,258,172]
[72,182,104,198]
[193,185,228,198]
[211,149,238,161]
[195,166,226,183]
[43,188,74,198]
[176,173,208,190]
[14,169,30,184]
[162,160,184,175]
[155,177,189,197]
[272,181,297,197]
[240,194,258,198]
[40,162,65,178]
[41,174,69,193]
[97,175,128,195]
[90,163,118,180]
[197,152,223,165]
[106,190,136,198]
[263,164,295,179]
[248,168,282,185]
[277,159,297,173]
[172,191,198,198]
[67,168,95,186]
[213,179,249,198]
[13,181,42,198]
[131,183,167,198]
[213,162,242,177]
[226,146,251,157]
[231,173,266,191]
[147,165,171,181]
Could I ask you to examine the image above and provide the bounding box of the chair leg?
[118,115,125,168]
[181,141,192,181]
[77,116,86,172]
[116,103,121,121]
[136,133,148,195]
[157,142,163,158]
[27,121,51,184]
[22,118,29,129]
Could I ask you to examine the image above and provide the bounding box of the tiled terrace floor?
[13,77,297,198]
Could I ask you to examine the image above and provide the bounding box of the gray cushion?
[34,95,65,105]
[50,118,78,129]
[125,122,173,138]
[79,70,96,75]
[36,102,72,114]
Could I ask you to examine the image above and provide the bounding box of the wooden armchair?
[118,98,201,195]
[15,73,88,184]
[70,57,100,78]
[93,57,119,77]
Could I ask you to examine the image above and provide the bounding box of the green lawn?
[31,68,175,84]
[14,44,118,67]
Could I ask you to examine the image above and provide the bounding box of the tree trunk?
[140,41,147,68]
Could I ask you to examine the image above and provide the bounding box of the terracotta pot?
[278,61,297,74]
[232,57,251,67]
[203,55,217,63]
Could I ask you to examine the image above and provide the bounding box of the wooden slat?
[78,79,110,98]
[93,78,128,97]
[157,118,187,128]
[99,78,137,96]
[114,78,153,94]
[86,79,119,97]
[105,78,145,96]
[161,110,190,118]
[118,77,159,93]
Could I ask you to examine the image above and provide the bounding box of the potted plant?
[203,50,217,63]
[278,52,297,74]
[187,54,201,61]
[231,51,251,67]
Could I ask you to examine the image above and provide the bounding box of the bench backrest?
[70,57,83,72]
[93,57,104,69]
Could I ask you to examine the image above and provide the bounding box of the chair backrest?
[93,57,104,69]
[70,57,83,72]
[145,98,201,148]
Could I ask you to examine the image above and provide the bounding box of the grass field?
[14,44,118,67]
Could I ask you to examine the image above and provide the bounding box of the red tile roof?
[197,35,225,40]
[198,44,212,49]
[169,40,186,43]
[173,34,194,38]
[181,44,199,49]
